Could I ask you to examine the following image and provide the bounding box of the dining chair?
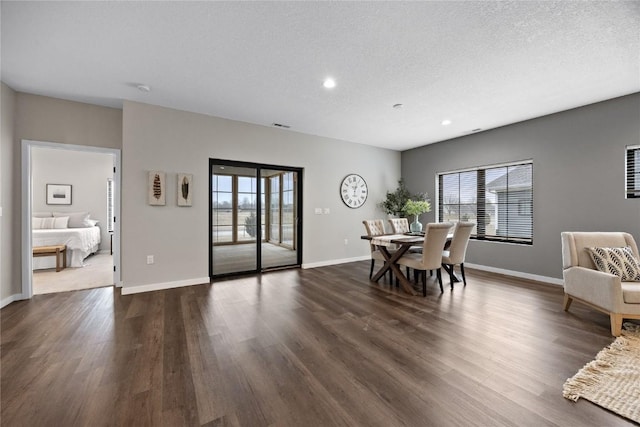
[389,218,420,287]
[441,222,475,289]
[396,222,453,296]
[388,218,410,233]
[362,219,392,280]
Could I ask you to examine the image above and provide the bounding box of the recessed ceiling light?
[136,84,151,92]
[441,119,452,126]
[393,103,404,109]
[323,78,336,89]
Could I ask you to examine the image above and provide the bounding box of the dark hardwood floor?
[1,262,636,426]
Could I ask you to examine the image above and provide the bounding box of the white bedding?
[32,226,101,269]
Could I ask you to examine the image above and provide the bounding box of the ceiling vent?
[272,123,291,129]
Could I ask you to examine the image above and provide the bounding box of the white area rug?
[563,323,640,423]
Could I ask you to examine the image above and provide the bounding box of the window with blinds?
[438,161,533,244]
[626,145,640,199]
[107,178,114,232]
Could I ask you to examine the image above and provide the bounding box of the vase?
[410,219,422,233]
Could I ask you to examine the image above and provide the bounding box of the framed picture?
[148,171,166,206]
[177,173,193,207]
[46,184,72,205]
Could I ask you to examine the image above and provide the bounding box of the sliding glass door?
[263,169,298,270]
[209,159,302,278]
[211,165,259,275]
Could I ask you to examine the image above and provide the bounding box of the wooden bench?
[33,245,67,272]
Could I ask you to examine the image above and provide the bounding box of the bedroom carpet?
[33,253,113,294]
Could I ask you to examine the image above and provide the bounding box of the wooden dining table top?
[360,232,425,243]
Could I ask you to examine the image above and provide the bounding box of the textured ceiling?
[2,1,639,151]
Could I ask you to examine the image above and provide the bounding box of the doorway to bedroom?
[23,141,120,296]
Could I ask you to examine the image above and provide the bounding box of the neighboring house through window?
[438,160,533,244]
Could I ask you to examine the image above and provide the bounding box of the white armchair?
[561,231,640,336]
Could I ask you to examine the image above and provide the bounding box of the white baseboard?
[120,276,210,295]
[117,261,562,295]
[302,255,370,269]
[1,293,25,309]
[464,263,563,286]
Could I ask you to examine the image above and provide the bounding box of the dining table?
[361,232,454,295]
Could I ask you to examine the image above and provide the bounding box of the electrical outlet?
[324,208,330,214]
[315,208,322,214]
[147,255,154,265]
[344,239,348,245]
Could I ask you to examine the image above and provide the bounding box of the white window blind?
[438,160,533,244]
[626,145,640,199]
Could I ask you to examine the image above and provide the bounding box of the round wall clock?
[340,174,368,208]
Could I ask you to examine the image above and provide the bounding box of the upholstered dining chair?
[389,217,422,257]
[363,219,392,280]
[396,222,453,296]
[388,218,410,234]
[441,222,475,289]
[561,231,640,336]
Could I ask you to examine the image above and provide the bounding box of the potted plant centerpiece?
[403,199,431,233]
[379,180,431,232]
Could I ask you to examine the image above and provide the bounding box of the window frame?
[436,159,533,245]
[212,173,260,245]
[626,145,640,199]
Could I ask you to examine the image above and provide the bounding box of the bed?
[32,226,101,269]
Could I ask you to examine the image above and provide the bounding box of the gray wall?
[402,93,640,280]
[1,89,398,301]
[15,93,123,150]
[1,89,122,304]
[1,83,18,301]
[11,87,633,295]
[32,147,114,251]
[122,101,400,290]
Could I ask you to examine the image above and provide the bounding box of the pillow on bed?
[87,219,99,227]
[53,211,91,228]
[32,212,52,218]
[33,216,69,229]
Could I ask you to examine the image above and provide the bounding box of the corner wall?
[122,101,400,291]
[2,91,122,305]
[1,83,18,303]
[402,93,640,280]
